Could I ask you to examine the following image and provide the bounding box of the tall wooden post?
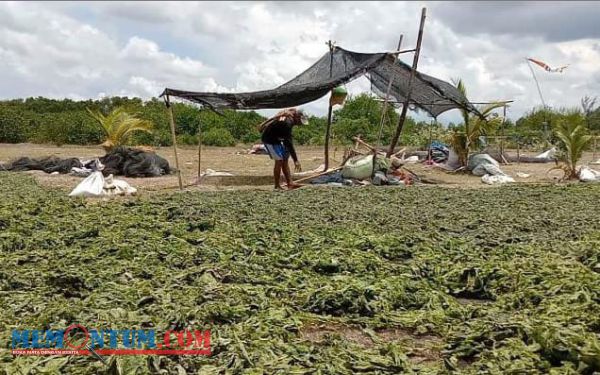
[387,7,427,157]
[500,104,507,157]
[376,34,404,147]
[324,104,333,171]
[427,118,435,163]
[323,40,335,171]
[197,116,203,181]
[165,95,183,190]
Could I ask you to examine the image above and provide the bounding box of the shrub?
[177,133,198,146]
[34,111,104,146]
[202,128,236,147]
[0,108,28,143]
[553,111,591,179]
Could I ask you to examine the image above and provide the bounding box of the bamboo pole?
[197,116,203,182]
[427,118,435,163]
[324,104,333,171]
[526,58,547,109]
[387,7,427,157]
[323,40,335,171]
[165,96,183,190]
[376,34,403,147]
[500,104,507,160]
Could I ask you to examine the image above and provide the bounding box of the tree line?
[0,95,598,149]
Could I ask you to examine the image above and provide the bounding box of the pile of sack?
[69,159,137,198]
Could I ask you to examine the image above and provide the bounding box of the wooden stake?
[376,34,403,146]
[324,104,333,171]
[323,40,335,171]
[165,96,183,190]
[427,117,435,164]
[500,104,507,157]
[197,116,203,181]
[351,136,377,152]
[387,7,427,157]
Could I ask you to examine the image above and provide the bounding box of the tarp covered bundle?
[1,156,82,174]
[161,47,478,117]
[1,147,171,178]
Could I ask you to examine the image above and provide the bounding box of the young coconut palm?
[450,79,506,167]
[87,107,153,151]
[553,111,591,180]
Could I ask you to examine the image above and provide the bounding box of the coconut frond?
[87,107,154,150]
[553,113,592,179]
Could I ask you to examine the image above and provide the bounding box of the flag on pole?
[527,58,569,73]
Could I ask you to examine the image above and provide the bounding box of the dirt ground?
[1,143,599,193]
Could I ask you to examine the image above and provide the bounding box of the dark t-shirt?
[261,119,298,162]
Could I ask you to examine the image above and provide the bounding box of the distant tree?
[333,93,402,144]
[581,95,600,132]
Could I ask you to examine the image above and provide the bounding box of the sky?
[1,1,599,123]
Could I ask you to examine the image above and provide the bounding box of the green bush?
[33,111,103,146]
[0,108,28,143]
[177,133,198,145]
[202,128,236,147]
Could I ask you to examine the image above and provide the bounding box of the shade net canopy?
[161,47,478,118]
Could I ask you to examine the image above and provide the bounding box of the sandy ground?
[1,143,599,193]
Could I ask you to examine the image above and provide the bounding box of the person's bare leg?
[273,160,283,190]
[282,158,301,189]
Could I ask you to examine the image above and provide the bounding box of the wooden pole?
[526,58,547,109]
[387,7,427,157]
[427,118,434,163]
[165,95,183,190]
[323,40,335,171]
[376,34,404,146]
[500,104,506,157]
[197,115,203,182]
[324,104,333,171]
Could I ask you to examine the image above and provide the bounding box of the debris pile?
[304,137,416,187]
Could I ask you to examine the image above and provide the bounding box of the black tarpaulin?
[161,47,478,117]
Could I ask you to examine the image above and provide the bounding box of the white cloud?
[1,1,600,124]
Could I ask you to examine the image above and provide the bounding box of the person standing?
[260,108,307,190]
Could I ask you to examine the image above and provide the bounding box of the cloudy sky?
[1,1,599,123]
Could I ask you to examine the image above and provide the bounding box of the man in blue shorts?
[261,108,308,190]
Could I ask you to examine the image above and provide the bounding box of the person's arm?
[282,123,301,171]
[283,139,298,163]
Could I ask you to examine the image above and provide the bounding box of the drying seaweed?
[1,173,599,374]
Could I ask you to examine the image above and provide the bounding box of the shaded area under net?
[161,47,479,118]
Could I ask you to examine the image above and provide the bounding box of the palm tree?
[450,79,506,167]
[87,107,153,151]
[553,111,592,179]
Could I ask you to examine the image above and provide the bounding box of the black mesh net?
[162,47,478,117]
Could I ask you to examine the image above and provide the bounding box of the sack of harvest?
[342,154,390,180]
